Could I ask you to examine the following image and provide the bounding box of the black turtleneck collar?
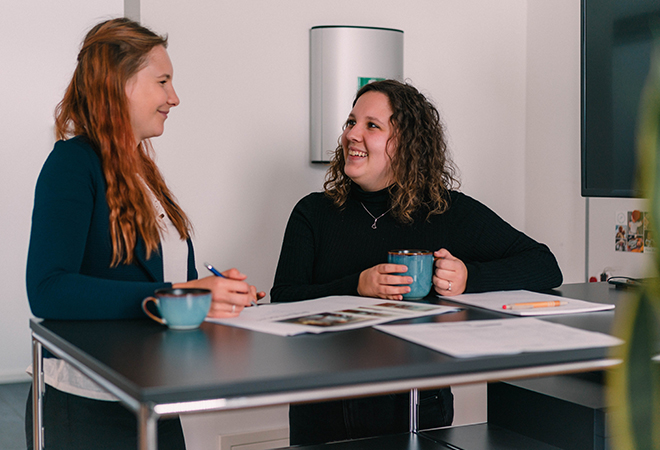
[349,184,393,209]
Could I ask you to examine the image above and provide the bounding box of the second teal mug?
[387,250,434,300]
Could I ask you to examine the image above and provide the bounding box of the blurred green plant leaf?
[608,35,660,450]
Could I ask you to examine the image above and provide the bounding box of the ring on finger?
[448,281,452,292]
[232,304,236,313]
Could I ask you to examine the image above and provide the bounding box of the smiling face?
[125,45,180,144]
[341,91,396,192]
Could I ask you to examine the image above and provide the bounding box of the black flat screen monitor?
[581,0,660,197]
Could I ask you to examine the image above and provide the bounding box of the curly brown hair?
[323,79,460,223]
[55,18,192,266]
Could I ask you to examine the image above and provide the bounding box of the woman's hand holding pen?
[433,249,467,296]
[173,268,265,318]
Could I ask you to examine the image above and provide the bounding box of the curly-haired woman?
[271,79,563,445]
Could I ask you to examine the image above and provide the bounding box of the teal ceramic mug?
[142,288,212,330]
[387,250,434,300]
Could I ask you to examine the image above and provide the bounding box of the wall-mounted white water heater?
[310,26,404,163]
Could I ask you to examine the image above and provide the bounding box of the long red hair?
[55,18,191,266]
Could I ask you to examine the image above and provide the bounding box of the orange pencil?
[503,300,568,310]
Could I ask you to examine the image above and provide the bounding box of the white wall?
[0,0,123,383]
[526,0,585,283]
[138,0,530,302]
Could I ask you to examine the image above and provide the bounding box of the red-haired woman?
[25,18,262,449]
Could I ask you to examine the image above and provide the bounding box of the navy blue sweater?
[26,137,197,320]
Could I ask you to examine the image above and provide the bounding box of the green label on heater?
[358,77,386,89]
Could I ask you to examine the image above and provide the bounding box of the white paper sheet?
[446,290,614,316]
[206,296,460,336]
[375,318,623,358]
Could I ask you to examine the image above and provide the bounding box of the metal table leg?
[138,403,159,450]
[32,335,44,450]
[409,387,419,433]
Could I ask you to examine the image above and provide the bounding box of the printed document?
[206,296,459,336]
[447,290,614,316]
[376,318,623,358]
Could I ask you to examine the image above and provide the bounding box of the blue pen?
[204,262,258,307]
[204,262,226,278]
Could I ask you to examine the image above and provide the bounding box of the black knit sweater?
[271,186,562,302]
[272,186,563,445]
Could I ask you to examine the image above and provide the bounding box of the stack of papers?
[206,290,621,359]
[375,318,623,358]
[447,290,614,316]
[207,296,459,336]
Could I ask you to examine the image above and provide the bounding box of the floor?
[0,382,485,450]
[0,382,29,450]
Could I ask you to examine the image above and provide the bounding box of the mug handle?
[142,297,166,325]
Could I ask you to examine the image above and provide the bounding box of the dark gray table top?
[30,282,626,406]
